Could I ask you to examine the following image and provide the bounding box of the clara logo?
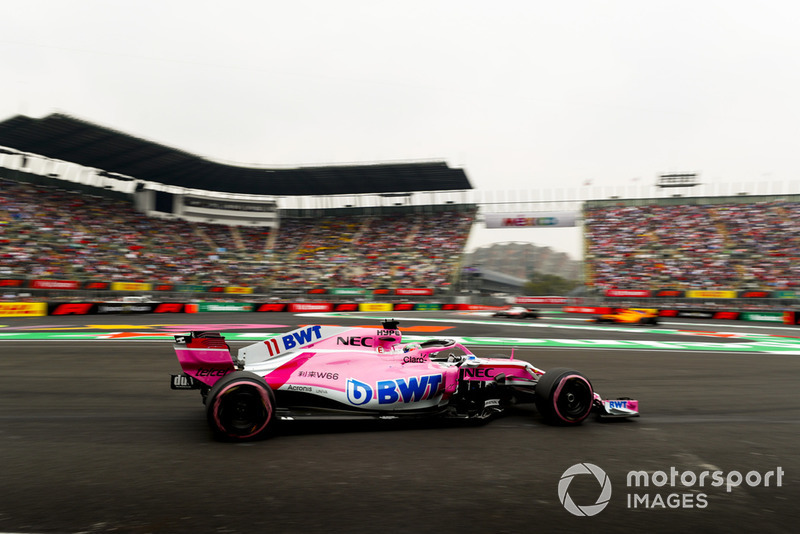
[558,463,612,516]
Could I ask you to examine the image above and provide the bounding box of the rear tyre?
[534,368,594,425]
[205,371,275,441]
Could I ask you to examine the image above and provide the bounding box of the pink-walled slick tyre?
[205,371,275,441]
[534,368,593,425]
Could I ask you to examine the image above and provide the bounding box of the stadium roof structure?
[0,113,471,196]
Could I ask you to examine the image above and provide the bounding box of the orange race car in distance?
[593,307,660,325]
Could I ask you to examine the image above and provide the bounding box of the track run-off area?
[0,310,798,533]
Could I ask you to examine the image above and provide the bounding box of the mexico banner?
[484,212,578,228]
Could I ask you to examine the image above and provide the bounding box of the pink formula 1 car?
[170,320,639,440]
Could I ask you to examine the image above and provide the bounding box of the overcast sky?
[2,0,799,259]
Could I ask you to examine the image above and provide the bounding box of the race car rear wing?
[173,332,236,387]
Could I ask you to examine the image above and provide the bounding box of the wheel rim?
[213,383,271,437]
[554,376,592,421]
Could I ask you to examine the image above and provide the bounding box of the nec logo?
[336,336,374,347]
[461,367,497,379]
[346,375,443,406]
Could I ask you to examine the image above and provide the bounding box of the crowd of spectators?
[584,201,800,291]
[9,177,800,294]
[0,179,475,290]
[269,210,475,289]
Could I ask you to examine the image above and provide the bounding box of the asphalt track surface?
[0,311,798,533]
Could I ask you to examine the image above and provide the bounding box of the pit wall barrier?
[6,301,794,324]
[0,277,438,296]
[47,302,188,315]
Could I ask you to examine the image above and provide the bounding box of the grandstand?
[3,112,800,309]
[0,177,476,295]
[0,114,477,300]
[583,195,800,307]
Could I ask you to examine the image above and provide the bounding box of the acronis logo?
[346,375,443,406]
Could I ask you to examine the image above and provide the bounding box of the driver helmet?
[403,342,421,353]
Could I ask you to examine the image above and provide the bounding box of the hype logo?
[346,378,373,405]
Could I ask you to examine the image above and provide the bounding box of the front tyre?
[534,368,594,425]
[205,371,275,441]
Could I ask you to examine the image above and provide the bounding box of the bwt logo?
[346,379,373,405]
[281,326,323,349]
[346,375,443,406]
[266,326,325,356]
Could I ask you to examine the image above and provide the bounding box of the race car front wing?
[596,396,639,419]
